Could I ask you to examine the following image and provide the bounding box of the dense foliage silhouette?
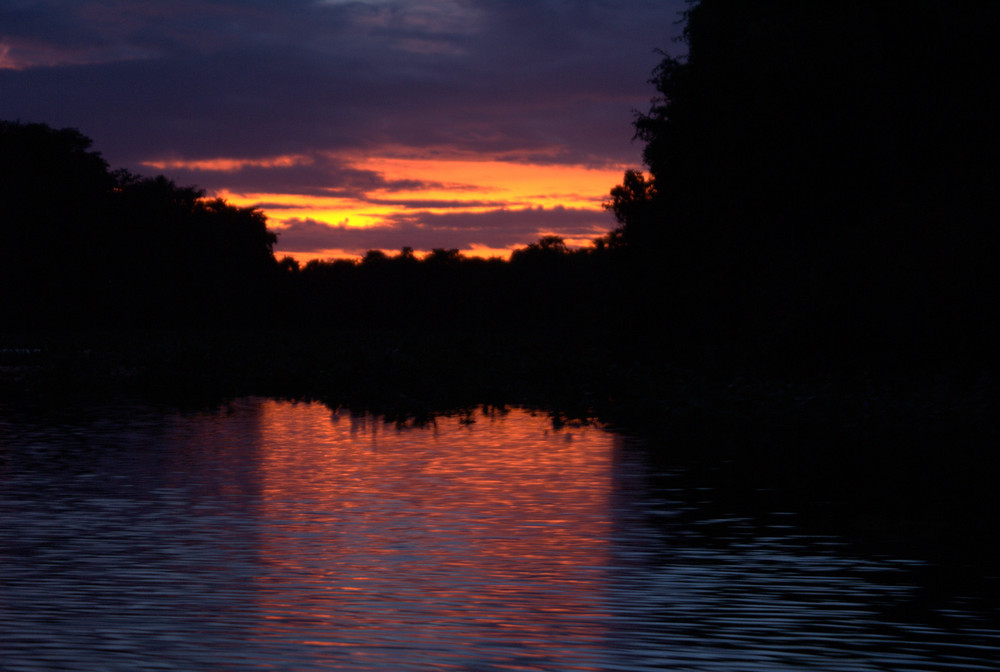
[283,240,624,333]
[609,0,1000,370]
[0,121,630,335]
[3,0,998,378]
[3,3,998,563]
[1,121,279,329]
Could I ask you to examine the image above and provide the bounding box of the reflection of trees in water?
[250,401,618,669]
[2,401,997,670]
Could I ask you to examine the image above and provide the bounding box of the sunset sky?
[1,0,687,261]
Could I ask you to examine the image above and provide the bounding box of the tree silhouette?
[603,169,655,249]
[2,121,279,329]
[510,235,569,263]
[610,0,1000,367]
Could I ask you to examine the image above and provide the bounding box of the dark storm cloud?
[276,206,613,254]
[2,0,688,170]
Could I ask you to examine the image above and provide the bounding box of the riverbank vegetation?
[3,1,999,529]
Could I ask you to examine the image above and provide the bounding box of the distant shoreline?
[3,326,996,433]
[3,326,998,563]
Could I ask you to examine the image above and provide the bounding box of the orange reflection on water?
[251,401,617,666]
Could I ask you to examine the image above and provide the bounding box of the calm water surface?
[1,398,997,671]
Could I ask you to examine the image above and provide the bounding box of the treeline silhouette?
[3,0,999,378]
[0,119,629,335]
[610,0,1000,372]
[1,121,279,329]
[280,237,631,333]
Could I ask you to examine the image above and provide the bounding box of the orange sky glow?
[6,0,685,266]
[143,151,627,263]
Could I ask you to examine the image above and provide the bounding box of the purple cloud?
[275,206,615,255]
[1,0,686,253]
[2,1,687,167]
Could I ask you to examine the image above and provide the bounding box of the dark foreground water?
[1,398,997,671]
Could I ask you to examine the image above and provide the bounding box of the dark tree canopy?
[609,0,1000,366]
[1,119,626,335]
[656,0,996,227]
[603,169,655,248]
[8,0,999,376]
[1,121,279,329]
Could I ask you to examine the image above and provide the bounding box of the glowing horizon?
[6,0,686,263]
[141,151,627,262]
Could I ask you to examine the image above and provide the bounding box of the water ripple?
[1,400,996,671]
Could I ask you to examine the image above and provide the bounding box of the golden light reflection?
[250,401,617,664]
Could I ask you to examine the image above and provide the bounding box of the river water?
[1,398,997,671]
